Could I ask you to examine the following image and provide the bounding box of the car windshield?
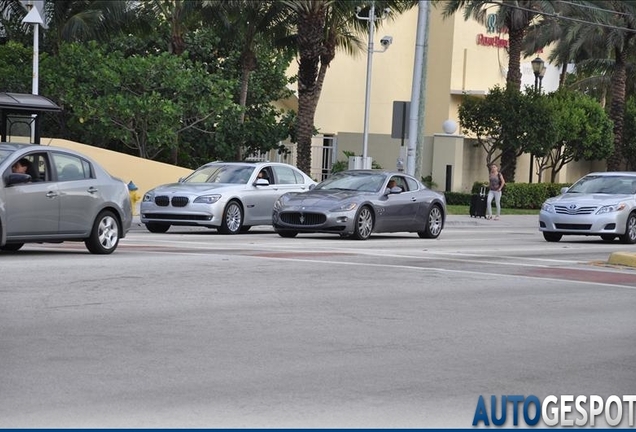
[183,164,255,184]
[568,175,636,195]
[316,172,386,193]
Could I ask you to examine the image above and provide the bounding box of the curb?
[607,252,636,268]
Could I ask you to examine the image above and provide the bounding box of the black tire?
[418,204,444,239]
[145,222,170,233]
[543,232,562,242]
[1,243,24,252]
[277,230,298,238]
[218,200,243,234]
[601,234,616,242]
[352,206,374,240]
[619,212,636,244]
[85,210,120,254]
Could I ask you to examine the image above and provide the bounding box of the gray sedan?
[272,170,446,240]
[140,161,316,233]
[0,143,132,254]
[539,171,636,243]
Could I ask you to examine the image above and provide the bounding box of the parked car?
[539,171,636,244]
[0,143,132,254]
[272,170,446,240]
[140,161,316,234]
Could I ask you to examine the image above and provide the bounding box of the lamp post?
[531,56,544,93]
[21,1,44,144]
[529,56,545,183]
[355,2,391,169]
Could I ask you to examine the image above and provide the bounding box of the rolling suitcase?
[469,186,488,218]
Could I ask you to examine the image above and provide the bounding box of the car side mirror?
[5,173,31,186]
[308,184,316,190]
[560,187,569,194]
[254,178,269,186]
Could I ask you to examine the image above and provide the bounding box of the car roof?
[340,169,417,177]
[585,172,636,177]
[201,161,302,169]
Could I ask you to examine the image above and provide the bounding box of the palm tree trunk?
[500,27,525,182]
[607,48,628,171]
[295,3,327,175]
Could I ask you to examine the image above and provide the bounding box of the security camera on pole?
[353,2,392,170]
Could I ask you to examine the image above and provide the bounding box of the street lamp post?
[529,56,545,183]
[355,2,391,169]
[22,1,44,144]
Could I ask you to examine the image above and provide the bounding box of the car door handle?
[87,187,98,194]
[46,191,59,198]
[411,197,417,202]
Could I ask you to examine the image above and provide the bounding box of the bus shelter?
[0,92,61,144]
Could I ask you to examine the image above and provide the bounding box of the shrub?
[466,182,571,209]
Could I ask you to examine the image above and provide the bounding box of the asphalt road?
[1,215,635,428]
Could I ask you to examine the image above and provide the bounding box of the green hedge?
[444,182,571,209]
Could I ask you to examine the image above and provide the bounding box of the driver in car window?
[386,179,402,193]
[12,158,31,174]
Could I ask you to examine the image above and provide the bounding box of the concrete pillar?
[431,134,464,192]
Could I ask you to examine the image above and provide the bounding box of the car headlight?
[330,202,357,212]
[541,202,555,213]
[596,203,626,214]
[142,192,154,202]
[194,194,221,204]
[273,197,284,212]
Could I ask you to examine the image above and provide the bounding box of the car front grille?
[155,196,169,206]
[280,212,326,226]
[554,205,597,215]
[555,223,592,230]
[144,213,211,221]
[171,196,189,207]
[154,195,189,207]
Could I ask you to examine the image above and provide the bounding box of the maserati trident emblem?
[299,213,305,224]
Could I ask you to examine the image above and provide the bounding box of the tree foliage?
[458,86,557,178]
[41,42,237,161]
[623,96,636,170]
[538,89,614,182]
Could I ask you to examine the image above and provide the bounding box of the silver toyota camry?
[539,171,636,243]
[140,161,316,233]
[0,143,132,254]
[272,170,446,240]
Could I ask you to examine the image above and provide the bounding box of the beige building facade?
[302,5,604,190]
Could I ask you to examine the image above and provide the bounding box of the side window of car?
[394,176,408,192]
[273,166,299,184]
[406,178,419,192]
[8,152,50,182]
[52,153,90,181]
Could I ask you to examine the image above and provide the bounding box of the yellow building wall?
[44,138,192,196]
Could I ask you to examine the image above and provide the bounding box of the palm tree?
[41,0,136,55]
[433,1,555,181]
[203,0,295,160]
[284,0,416,175]
[524,0,636,171]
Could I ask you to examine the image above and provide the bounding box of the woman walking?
[486,164,505,220]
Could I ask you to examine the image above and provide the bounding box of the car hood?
[282,190,373,207]
[548,193,634,205]
[149,182,241,194]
